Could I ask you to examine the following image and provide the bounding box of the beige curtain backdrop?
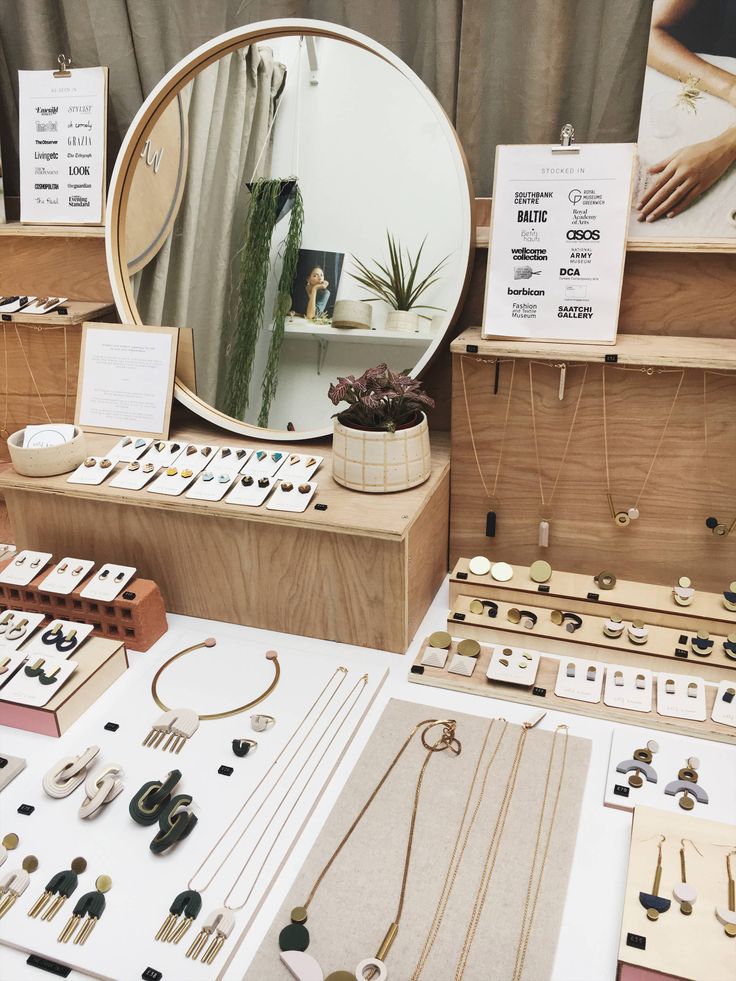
[0,0,652,198]
[132,45,285,408]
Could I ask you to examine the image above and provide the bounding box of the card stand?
[447,594,735,683]
[0,558,167,651]
[450,558,736,636]
[0,635,127,736]
[408,636,736,744]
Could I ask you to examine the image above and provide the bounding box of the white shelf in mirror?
[281,319,432,347]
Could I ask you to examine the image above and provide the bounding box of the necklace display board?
[246,697,590,981]
[450,328,736,590]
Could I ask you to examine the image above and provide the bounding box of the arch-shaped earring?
[38,665,61,686]
[686,682,698,699]
[665,678,676,695]
[635,674,646,690]
[24,658,45,678]
[55,630,77,654]
[639,835,670,921]
[614,670,624,687]
[586,665,596,682]
[566,662,576,678]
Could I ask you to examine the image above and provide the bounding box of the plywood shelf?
[0,300,114,325]
[0,222,105,238]
[451,326,736,370]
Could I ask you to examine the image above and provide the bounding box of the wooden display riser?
[0,423,450,654]
[449,559,736,635]
[409,637,736,744]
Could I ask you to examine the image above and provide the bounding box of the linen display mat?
[245,697,591,981]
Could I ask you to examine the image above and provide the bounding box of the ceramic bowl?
[7,426,87,477]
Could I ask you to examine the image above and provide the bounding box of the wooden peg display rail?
[0,559,167,651]
[408,637,736,745]
[450,559,736,635]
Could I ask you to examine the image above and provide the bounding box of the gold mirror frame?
[106,18,474,441]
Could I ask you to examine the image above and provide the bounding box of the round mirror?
[107,19,473,440]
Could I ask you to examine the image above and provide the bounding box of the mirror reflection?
[123,33,470,433]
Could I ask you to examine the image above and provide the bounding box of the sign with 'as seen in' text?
[482,143,635,344]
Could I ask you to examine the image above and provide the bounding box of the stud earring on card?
[672,576,694,606]
[673,838,701,915]
[616,739,658,789]
[665,757,708,811]
[690,630,713,657]
[639,835,670,921]
[98,570,109,580]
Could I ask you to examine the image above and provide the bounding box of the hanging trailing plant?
[258,186,304,428]
[222,178,303,421]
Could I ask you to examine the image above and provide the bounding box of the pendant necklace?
[602,364,684,527]
[459,356,516,538]
[142,638,281,753]
[528,361,588,547]
[702,370,736,538]
[276,717,462,981]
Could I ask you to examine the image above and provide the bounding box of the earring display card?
[177,443,216,476]
[0,651,27,689]
[603,666,653,712]
[711,680,736,728]
[279,453,324,481]
[244,449,289,477]
[148,468,197,496]
[107,436,152,462]
[67,457,117,485]
[80,565,136,602]
[0,296,36,313]
[19,297,68,315]
[485,645,540,686]
[185,471,237,502]
[22,620,95,659]
[204,446,253,475]
[604,730,733,821]
[1,656,77,708]
[0,612,46,651]
[554,656,605,703]
[656,673,707,722]
[0,551,52,586]
[227,475,277,507]
[266,481,318,513]
[140,440,188,468]
[38,558,95,595]
[109,461,160,490]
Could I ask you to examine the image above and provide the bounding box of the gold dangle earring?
[639,835,670,921]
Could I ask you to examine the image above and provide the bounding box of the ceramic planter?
[331,300,373,329]
[385,310,421,333]
[332,412,431,493]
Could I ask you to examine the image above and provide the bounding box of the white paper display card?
[107,436,152,462]
[226,475,277,508]
[205,446,253,475]
[266,481,317,513]
[0,651,27,690]
[80,564,136,602]
[141,440,188,468]
[554,656,605,703]
[19,67,107,224]
[279,453,324,481]
[603,665,653,713]
[176,444,217,476]
[0,612,46,651]
[712,680,736,728]
[109,461,160,491]
[0,551,53,586]
[656,673,707,722]
[0,296,36,313]
[2,656,77,707]
[482,142,635,343]
[21,297,68,315]
[486,645,540,686]
[244,449,289,477]
[23,423,76,448]
[186,472,237,502]
[22,619,95,659]
[67,456,116,485]
[148,469,197,497]
[38,558,95,595]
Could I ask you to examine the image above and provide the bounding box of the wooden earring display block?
[0,558,167,651]
[0,635,128,736]
[408,637,735,744]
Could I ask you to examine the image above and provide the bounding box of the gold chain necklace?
[412,718,508,980]
[602,364,685,527]
[276,718,462,981]
[703,370,736,537]
[459,355,516,537]
[143,638,280,753]
[528,361,588,547]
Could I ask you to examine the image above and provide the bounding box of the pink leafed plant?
[328,363,435,432]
